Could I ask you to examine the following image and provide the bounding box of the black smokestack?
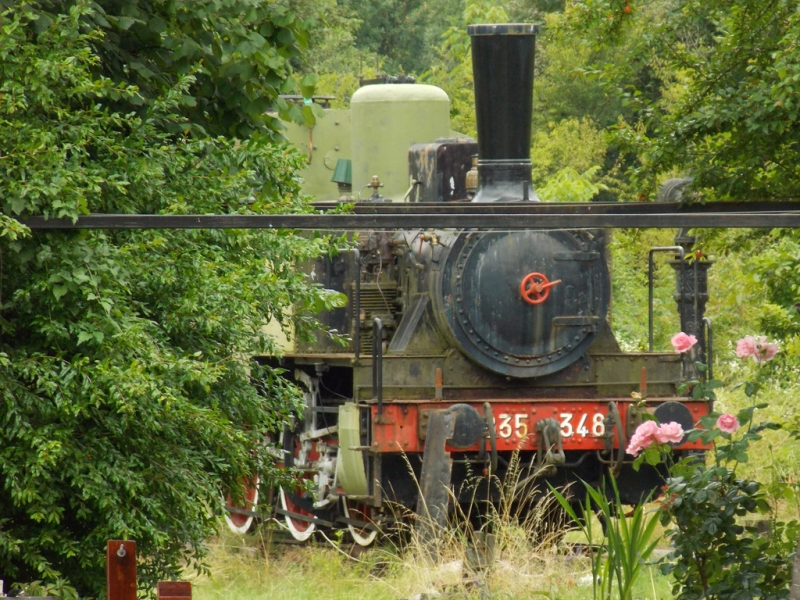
[468,23,538,202]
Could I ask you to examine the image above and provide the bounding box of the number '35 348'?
[495,412,605,439]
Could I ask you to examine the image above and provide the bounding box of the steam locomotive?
[224,24,712,545]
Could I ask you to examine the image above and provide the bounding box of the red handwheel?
[520,272,562,305]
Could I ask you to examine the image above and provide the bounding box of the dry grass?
[191,455,675,599]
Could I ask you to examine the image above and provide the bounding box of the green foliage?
[609,228,682,352]
[700,227,800,369]
[536,166,607,202]
[288,0,362,76]
[0,2,338,596]
[531,117,608,186]
[533,12,626,131]
[561,0,800,199]
[339,0,462,75]
[637,349,797,599]
[551,477,660,600]
[26,0,318,138]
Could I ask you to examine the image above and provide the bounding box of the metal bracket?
[482,402,498,475]
[599,401,626,475]
[535,418,565,476]
[416,409,456,547]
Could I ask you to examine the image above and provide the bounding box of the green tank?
[279,84,451,202]
[280,108,352,201]
[350,84,450,202]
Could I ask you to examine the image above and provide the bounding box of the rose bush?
[641,335,798,599]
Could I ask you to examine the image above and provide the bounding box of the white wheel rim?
[224,479,259,534]
[280,487,316,541]
[342,497,378,546]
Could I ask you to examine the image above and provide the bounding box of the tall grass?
[192,456,675,599]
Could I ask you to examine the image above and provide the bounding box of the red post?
[157,581,192,599]
[107,540,137,600]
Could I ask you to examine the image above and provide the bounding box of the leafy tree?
[537,166,607,202]
[531,117,608,186]
[24,0,321,138]
[288,0,363,76]
[341,0,462,75]
[0,1,339,596]
[561,0,800,200]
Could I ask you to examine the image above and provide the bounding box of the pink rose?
[716,413,740,434]
[754,339,779,363]
[736,336,779,363]
[654,421,684,444]
[736,336,758,359]
[671,332,698,354]
[626,420,660,456]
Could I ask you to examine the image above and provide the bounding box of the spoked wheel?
[342,497,378,546]
[224,477,259,534]
[279,486,317,541]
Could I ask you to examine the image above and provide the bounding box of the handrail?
[649,246,685,351]
[703,317,713,381]
[372,317,383,417]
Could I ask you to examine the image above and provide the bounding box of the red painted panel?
[157,581,192,599]
[371,401,710,453]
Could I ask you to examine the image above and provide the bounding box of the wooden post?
[157,582,192,599]
[107,540,137,600]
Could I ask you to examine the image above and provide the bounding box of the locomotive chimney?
[468,23,538,202]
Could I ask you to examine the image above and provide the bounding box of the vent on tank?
[468,23,538,202]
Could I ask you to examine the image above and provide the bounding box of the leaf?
[117,16,136,30]
[32,12,54,33]
[300,72,318,98]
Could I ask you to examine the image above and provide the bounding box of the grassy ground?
[191,519,676,600]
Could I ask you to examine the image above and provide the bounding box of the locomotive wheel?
[342,498,378,547]
[279,486,317,541]
[224,477,259,534]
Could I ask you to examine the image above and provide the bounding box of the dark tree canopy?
[339,0,461,74]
